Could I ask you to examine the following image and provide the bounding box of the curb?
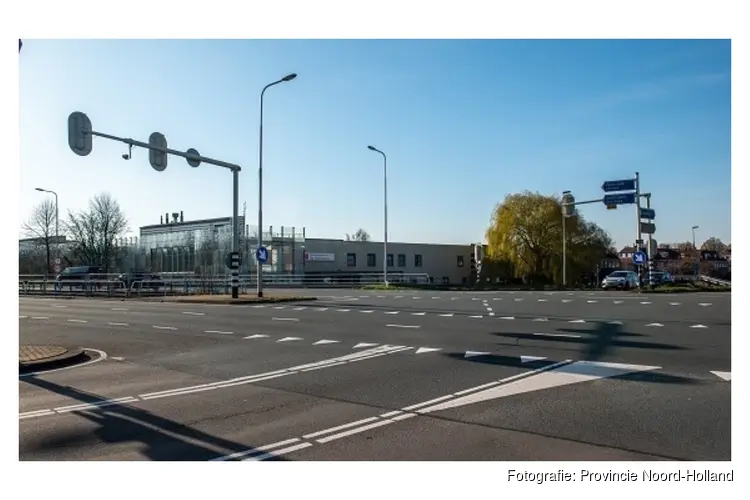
[157,296,319,305]
[19,346,88,374]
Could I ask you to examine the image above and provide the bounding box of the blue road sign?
[603,192,636,205]
[633,251,648,265]
[256,246,269,263]
[640,208,656,219]
[601,179,636,192]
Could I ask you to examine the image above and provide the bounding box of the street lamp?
[367,145,388,286]
[257,73,297,298]
[35,187,59,274]
[692,225,699,249]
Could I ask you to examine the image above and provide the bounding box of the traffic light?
[149,132,168,171]
[562,191,576,217]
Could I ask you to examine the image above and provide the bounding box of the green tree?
[485,191,612,284]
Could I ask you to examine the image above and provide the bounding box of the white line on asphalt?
[690,324,708,329]
[587,300,598,303]
[54,396,139,414]
[469,315,483,319]
[353,342,378,349]
[411,312,426,316]
[316,419,394,444]
[640,301,652,305]
[111,357,125,361]
[111,307,128,311]
[439,313,454,317]
[244,334,269,339]
[386,324,421,329]
[533,332,582,339]
[562,299,573,303]
[273,306,287,310]
[108,322,129,326]
[292,307,307,311]
[19,348,108,380]
[412,297,421,299]
[415,347,442,354]
[394,296,403,299]
[277,336,303,342]
[360,310,374,313]
[514,298,524,302]
[669,302,681,306]
[699,303,712,307]
[380,410,403,418]
[67,319,88,323]
[19,315,27,319]
[152,325,177,330]
[303,417,380,440]
[538,299,547,302]
[251,305,265,308]
[313,339,340,345]
[645,323,664,327]
[499,316,515,320]
[532,318,548,322]
[710,371,731,381]
[569,319,586,323]
[384,311,399,315]
[243,442,314,461]
[31,316,49,320]
[272,317,300,322]
[336,309,351,312]
[607,320,623,325]
[182,311,205,316]
[52,305,67,308]
[432,297,440,299]
[210,438,302,461]
[205,330,234,334]
[19,409,56,419]
[488,312,495,316]
[493,298,502,301]
[316,308,329,311]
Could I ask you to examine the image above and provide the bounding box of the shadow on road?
[20,375,286,461]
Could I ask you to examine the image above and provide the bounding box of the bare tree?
[346,228,371,242]
[65,193,129,273]
[701,237,728,253]
[22,199,57,274]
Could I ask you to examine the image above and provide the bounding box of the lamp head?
[35,188,44,192]
[282,73,297,82]
[367,145,376,151]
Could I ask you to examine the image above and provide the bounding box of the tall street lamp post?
[367,145,388,286]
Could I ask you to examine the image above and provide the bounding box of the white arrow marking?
[569,319,586,323]
[607,320,623,325]
[244,334,269,339]
[699,303,712,307]
[690,324,708,329]
[645,323,664,327]
[521,355,547,363]
[415,347,442,354]
[710,371,731,381]
[418,360,660,413]
[532,318,548,322]
[613,300,623,304]
[277,337,303,343]
[411,312,426,316]
[464,351,490,358]
[313,339,340,345]
[669,302,681,306]
[353,342,378,349]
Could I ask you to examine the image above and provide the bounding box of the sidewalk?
[19,345,85,369]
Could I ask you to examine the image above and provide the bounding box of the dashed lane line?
[205,330,234,335]
[67,319,88,323]
[272,317,300,322]
[152,325,177,330]
[182,311,205,316]
[386,324,421,329]
[108,322,129,327]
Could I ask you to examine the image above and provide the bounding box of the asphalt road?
[19,291,731,461]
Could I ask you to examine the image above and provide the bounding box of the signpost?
[601,179,637,192]
[603,193,636,205]
[640,208,656,219]
[640,222,656,234]
[67,111,243,298]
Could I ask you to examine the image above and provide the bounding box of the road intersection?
[19,289,731,461]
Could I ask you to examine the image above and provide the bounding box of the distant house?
[618,246,636,261]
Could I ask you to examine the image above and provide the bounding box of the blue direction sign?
[602,179,636,192]
[633,251,648,265]
[603,193,636,205]
[256,246,269,263]
[640,208,656,219]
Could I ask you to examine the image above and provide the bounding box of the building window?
[346,253,356,267]
[387,254,394,267]
[367,253,376,267]
[457,255,464,267]
[397,254,406,267]
[414,254,423,267]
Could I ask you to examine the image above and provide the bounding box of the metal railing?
[698,275,731,287]
[18,272,433,297]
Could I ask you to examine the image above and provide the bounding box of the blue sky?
[19,39,731,249]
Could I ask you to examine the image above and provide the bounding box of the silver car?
[601,270,639,290]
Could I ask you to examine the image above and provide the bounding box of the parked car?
[650,271,674,285]
[601,270,639,290]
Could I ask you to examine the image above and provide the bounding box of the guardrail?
[698,275,731,287]
[18,272,433,297]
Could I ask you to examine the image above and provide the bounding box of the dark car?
[114,271,166,291]
[55,266,103,290]
[649,271,674,286]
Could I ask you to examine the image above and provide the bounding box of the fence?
[18,272,432,297]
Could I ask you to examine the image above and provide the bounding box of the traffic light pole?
[68,111,243,298]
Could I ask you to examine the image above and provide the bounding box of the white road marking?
[52,305,67,308]
[244,334,269,339]
[386,324,420,329]
[384,311,399,315]
[313,339,340,345]
[277,337,303,342]
[569,319,586,323]
[432,297,440,300]
[182,311,205,316]
[587,300,598,303]
[378,295,387,299]
[439,313,454,317]
[521,356,546,363]
[360,310,374,313]
[108,322,129,326]
[316,308,329,311]
[205,330,234,334]
[111,307,128,311]
[699,303,712,307]
[67,319,88,323]
[336,309,351,313]
[353,342,378,349]
[244,442,314,461]
[607,320,623,325]
[669,302,681,306]
[272,317,300,322]
[710,371,731,381]
[316,419,394,444]
[645,323,664,327]
[464,351,490,358]
[210,438,303,461]
[412,297,421,300]
[292,307,307,311]
[532,318,548,322]
[469,315,483,319]
[472,298,480,301]
[418,360,659,414]
[538,299,547,302]
[111,356,125,361]
[394,296,404,299]
[561,299,573,303]
[273,306,287,310]
[493,298,502,301]
[411,312,426,316]
[152,325,177,330]
[514,298,524,302]
[499,316,514,320]
[303,417,379,440]
[533,332,581,339]
[19,315,28,319]
[640,301,652,305]
[690,324,708,329]
[31,316,49,320]
[415,347,442,354]
[251,305,266,308]
[613,300,623,304]
[54,396,139,414]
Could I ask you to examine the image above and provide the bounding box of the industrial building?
[136,212,479,284]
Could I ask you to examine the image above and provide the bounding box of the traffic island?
[155,295,318,305]
[19,345,88,374]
